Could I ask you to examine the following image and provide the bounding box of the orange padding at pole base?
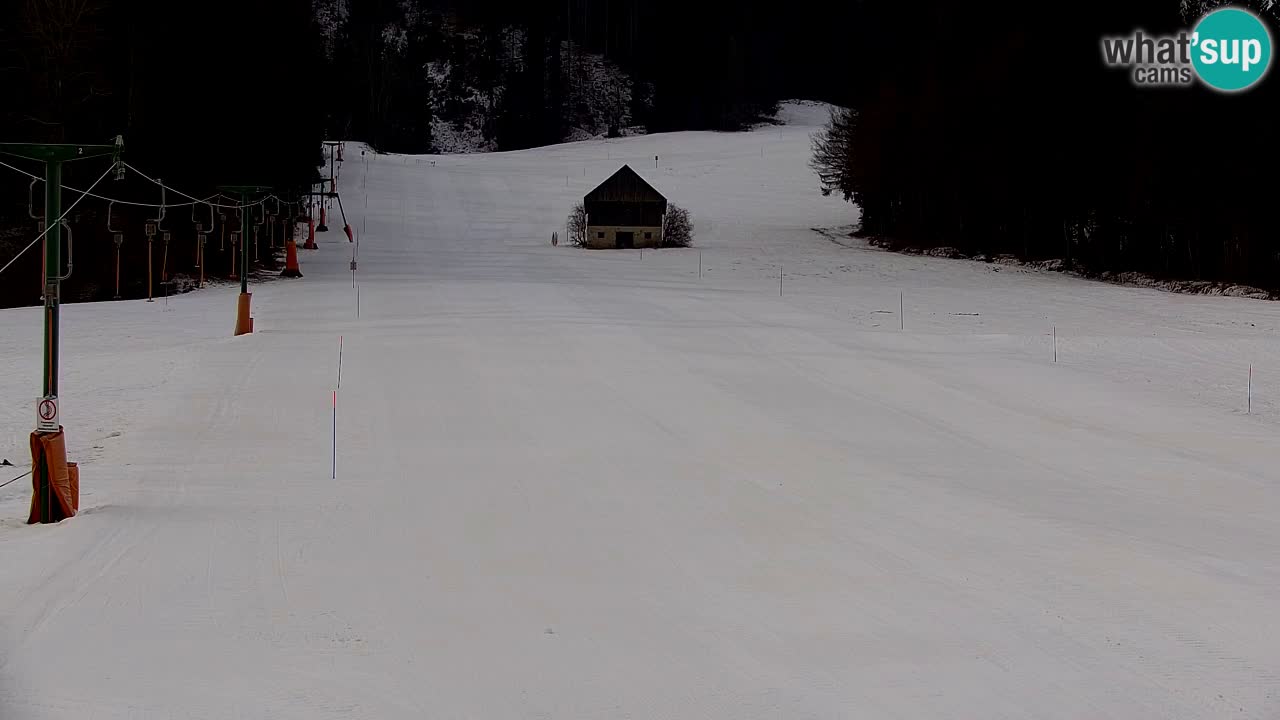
[235,292,254,336]
[28,429,79,524]
[282,238,303,277]
[304,218,318,249]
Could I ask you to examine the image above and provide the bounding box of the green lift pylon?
[217,185,271,336]
[0,138,123,524]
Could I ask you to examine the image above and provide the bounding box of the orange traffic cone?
[303,218,318,250]
[317,206,329,232]
[282,236,303,277]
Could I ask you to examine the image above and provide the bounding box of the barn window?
[597,231,605,239]
[644,232,652,239]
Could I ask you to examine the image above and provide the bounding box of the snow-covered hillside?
[2,112,1279,719]
[768,98,839,127]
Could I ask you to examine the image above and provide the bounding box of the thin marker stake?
[780,267,784,297]
[1248,364,1252,414]
[337,335,344,389]
[698,251,702,278]
[332,390,337,479]
[899,292,904,331]
[1053,325,1058,363]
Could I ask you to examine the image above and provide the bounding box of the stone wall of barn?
[585,225,663,249]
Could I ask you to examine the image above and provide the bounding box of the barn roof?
[585,165,666,204]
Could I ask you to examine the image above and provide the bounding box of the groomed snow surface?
[2,108,1279,719]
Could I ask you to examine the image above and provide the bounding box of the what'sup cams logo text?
[1101,7,1273,92]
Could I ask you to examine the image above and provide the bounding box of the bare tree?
[662,204,693,247]
[566,202,587,246]
[9,0,110,139]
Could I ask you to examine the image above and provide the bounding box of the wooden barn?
[584,165,667,249]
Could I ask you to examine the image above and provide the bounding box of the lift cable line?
[0,470,33,490]
[0,160,119,277]
[0,158,292,211]
[123,163,282,210]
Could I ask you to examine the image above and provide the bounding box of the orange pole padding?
[344,224,353,243]
[282,235,303,277]
[28,429,78,524]
[234,292,253,336]
[304,218,318,249]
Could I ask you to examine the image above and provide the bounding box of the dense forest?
[1,0,1277,307]
[317,0,857,153]
[812,0,1280,294]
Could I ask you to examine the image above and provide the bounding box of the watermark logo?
[1101,7,1273,92]
[1192,7,1272,90]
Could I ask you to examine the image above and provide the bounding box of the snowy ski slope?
[1,108,1279,718]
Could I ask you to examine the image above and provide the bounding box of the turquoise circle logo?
[1191,7,1273,92]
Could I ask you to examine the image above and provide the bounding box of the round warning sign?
[37,397,59,430]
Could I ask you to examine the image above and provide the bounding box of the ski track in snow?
[1,116,1279,719]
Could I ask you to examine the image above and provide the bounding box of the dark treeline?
[0,0,324,307]
[324,0,856,152]
[814,0,1280,293]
